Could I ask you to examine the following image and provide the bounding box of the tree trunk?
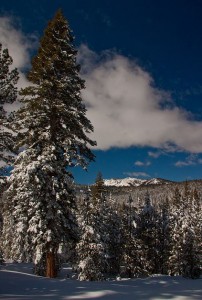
[46,251,57,278]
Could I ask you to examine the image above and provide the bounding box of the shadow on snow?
[0,263,202,300]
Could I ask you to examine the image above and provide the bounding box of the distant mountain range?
[103,177,173,187]
[0,176,173,188]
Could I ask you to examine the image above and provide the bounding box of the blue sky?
[1,0,202,184]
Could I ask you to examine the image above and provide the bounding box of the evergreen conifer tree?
[158,198,172,274]
[168,188,184,275]
[0,43,19,175]
[91,172,106,202]
[2,10,96,277]
[137,192,160,274]
[121,195,148,278]
[181,227,201,279]
[77,175,122,280]
[168,184,195,276]
[181,188,202,278]
[76,190,105,280]
[98,193,122,276]
[91,174,123,276]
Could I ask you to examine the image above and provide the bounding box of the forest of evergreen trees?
[0,10,201,280]
[73,175,202,280]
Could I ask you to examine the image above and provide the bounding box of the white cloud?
[2,19,202,155]
[148,145,180,158]
[77,44,98,74]
[0,15,37,113]
[148,151,163,158]
[175,154,202,167]
[124,171,150,178]
[79,45,202,153]
[0,17,29,69]
[134,160,151,166]
[0,16,37,88]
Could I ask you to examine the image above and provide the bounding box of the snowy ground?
[0,263,202,300]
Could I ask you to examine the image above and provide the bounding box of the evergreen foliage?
[91,172,106,202]
[76,186,201,281]
[181,187,202,279]
[181,228,201,279]
[169,184,202,277]
[0,10,201,282]
[76,177,122,280]
[120,195,148,278]
[137,192,160,274]
[76,190,105,281]
[0,43,19,174]
[101,199,122,275]
[1,10,96,277]
[158,198,172,274]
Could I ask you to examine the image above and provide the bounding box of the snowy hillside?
[104,177,172,187]
[0,263,201,300]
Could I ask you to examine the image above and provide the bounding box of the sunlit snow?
[0,263,201,300]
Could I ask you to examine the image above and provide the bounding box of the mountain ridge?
[103,177,174,187]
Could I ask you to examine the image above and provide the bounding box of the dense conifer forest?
[0,10,201,280]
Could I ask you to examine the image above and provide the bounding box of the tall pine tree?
[2,10,96,277]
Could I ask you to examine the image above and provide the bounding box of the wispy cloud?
[175,154,202,167]
[148,151,163,158]
[124,171,150,178]
[148,144,181,158]
[79,45,202,153]
[134,160,151,166]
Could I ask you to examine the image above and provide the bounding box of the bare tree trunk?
[46,251,57,278]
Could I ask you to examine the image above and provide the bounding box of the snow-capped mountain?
[141,178,172,186]
[103,177,172,187]
[104,177,146,187]
[0,176,7,185]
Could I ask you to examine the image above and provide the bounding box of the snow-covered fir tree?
[120,195,148,278]
[181,188,202,278]
[168,183,202,277]
[137,192,160,275]
[2,10,96,277]
[0,44,18,263]
[0,43,19,175]
[91,172,106,202]
[168,187,184,275]
[93,174,123,276]
[77,173,123,280]
[98,193,123,276]
[169,187,184,275]
[181,227,201,279]
[157,198,172,274]
[76,189,105,281]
